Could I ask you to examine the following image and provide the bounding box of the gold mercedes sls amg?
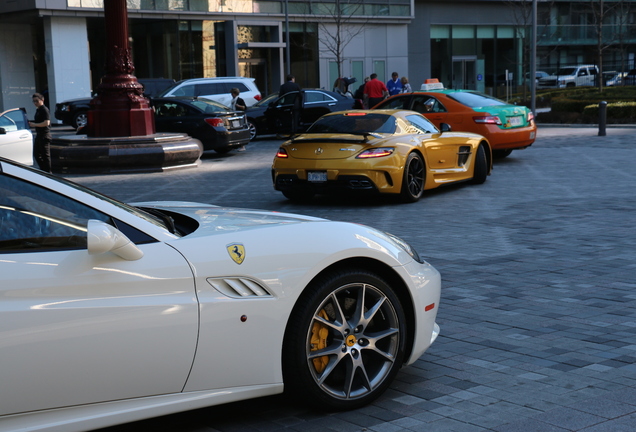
[272,109,492,202]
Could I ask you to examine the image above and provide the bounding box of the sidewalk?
[79,126,636,432]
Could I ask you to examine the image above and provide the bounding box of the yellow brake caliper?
[310,309,330,373]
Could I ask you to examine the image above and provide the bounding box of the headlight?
[384,231,423,263]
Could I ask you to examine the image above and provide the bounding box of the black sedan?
[55,78,175,129]
[153,97,251,153]
[245,89,355,138]
[54,97,92,129]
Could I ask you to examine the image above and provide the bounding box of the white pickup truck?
[538,65,599,89]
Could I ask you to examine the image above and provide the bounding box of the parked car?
[55,78,175,129]
[138,78,176,97]
[602,71,626,86]
[0,156,441,430]
[153,97,250,153]
[158,77,262,108]
[526,71,550,84]
[244,93,279,139]
[272,109,492,202]
[623,69,636,85]
[246,89,355,138]
[372,87,536,158]
[538,65,599,89]
[0,107,33,166]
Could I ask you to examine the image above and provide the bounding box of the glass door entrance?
[239,60,269,97]
[452,56,477,90]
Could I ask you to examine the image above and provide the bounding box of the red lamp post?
[88,0,154,137]
[50,0,202,173]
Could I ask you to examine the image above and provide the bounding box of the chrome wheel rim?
[406,156,424,197]
[75,113,88,129]
[248,122,256,140]
[305,283,400,400]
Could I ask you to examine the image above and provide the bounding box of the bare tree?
[505,0,556,99]
[612,0,634,80]
[313,0,373,85]
[588,0,622,91]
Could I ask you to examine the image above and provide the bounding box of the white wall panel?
[0,24,35,114]
[44,16,91,121]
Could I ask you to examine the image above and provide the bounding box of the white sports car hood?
[134,201,327,237]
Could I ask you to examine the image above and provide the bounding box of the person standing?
[364,73,389,108]
[386,72,403,96]
[278,74,302,136]
[354,77,369,100]
[230,88,246,111]
[401,76,412,93]
[279,74,301,96]
[29,93,52,173]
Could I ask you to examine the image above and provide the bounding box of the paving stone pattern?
[73,127,636,432]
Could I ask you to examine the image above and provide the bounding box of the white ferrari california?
[0,157,441,432]
[0,108,33,166]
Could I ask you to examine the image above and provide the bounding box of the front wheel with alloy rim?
[247,120,257,140]
[283,269,406,410]
[73,111,88,130]
[400,152,425,203]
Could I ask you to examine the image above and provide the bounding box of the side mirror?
[440,123,452,132]
[87,220,144,261]
[0,127,6,135]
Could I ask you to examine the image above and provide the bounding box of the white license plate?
[308,171,327,182]
[231,120,240,128]
[509,116,523,127]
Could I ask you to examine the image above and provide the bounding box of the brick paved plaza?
[72,126,636,432]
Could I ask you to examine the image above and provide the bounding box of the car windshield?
[252,93,278,108]
[156,81,185,97]
[446,91,507,108]
[1,159,175,234]
[555,67,578,76]
[190,98,230,112]
[306,113,397,134]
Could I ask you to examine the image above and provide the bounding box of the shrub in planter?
[583,101,636,122]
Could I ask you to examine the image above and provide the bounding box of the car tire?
[247,120,257,140]
[73,111,88,130]
[492,149,512,159]
[472,144,488,184]
[283,268,406,410]
[400,152,425,203]
[214,147,232,154]
[282,190,314,201]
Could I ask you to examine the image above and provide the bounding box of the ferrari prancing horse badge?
[227,243,245,265]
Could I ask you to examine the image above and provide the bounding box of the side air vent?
[457,146,472,167]
[206,277,273,299]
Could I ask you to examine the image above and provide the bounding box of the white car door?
[0,173,199,416]
[0,108,33,166]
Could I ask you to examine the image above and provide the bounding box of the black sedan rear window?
[307,113,397,134]
[191,99,230,113]
[447,91,507,108]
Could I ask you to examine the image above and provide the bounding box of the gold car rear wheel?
[400,152,425,203]
[283,269,406,410]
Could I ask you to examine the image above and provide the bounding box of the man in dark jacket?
[279,74,301,96]
[29,93,52,173]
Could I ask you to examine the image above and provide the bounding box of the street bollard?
[598,101,607,136]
